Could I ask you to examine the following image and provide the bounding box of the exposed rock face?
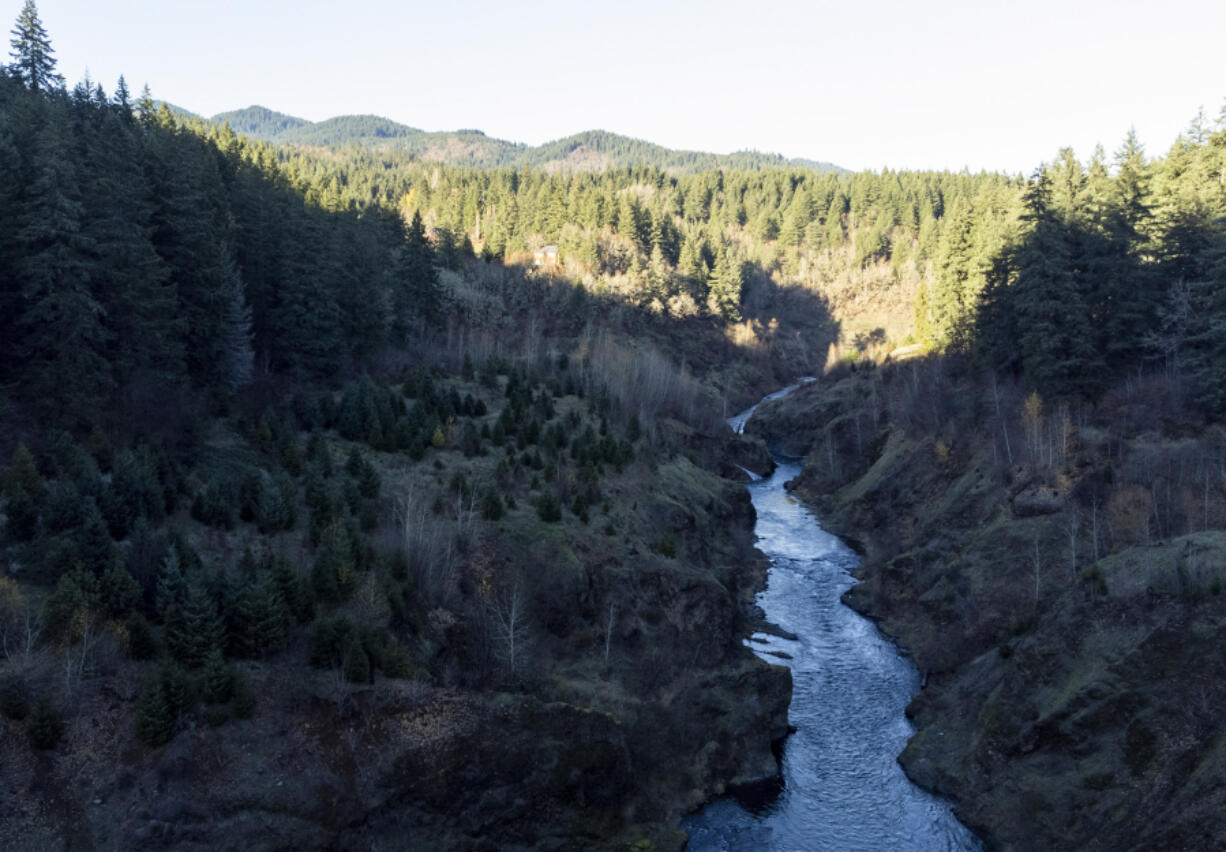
[1010,484,1065,517]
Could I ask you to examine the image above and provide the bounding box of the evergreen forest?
[3,1,1226,848]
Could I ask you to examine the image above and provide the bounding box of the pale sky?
[20,0,1226,173]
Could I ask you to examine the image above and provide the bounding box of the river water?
[684,387,980,851]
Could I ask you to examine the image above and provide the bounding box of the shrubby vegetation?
[4,1,1226,846]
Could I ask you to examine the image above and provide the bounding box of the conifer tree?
[201,649,235,704]
[155,544,185,620]
[112,75,131,114]
[343,632,370,683]
[13,115,112,418]
[136,679,173,745]
[983,169,1101,396]
[232,572,290,658]
[165,582,224,668]
[391,210,441,336]
[8,1,61,91]
[707,247,744,321]
[217,243,254,395]
[5,443,45,502]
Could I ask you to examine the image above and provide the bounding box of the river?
[684,384,981,851]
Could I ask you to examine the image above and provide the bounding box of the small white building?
[533,245,560,267]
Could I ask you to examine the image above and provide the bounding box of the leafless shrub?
[580,331,721,432]
[396,485,458,606]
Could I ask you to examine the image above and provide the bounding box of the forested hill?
[208,105,845,173]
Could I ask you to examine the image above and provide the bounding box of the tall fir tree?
[12,109,112,418]
[8,1,61,92]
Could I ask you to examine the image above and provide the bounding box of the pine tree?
[136,664,191,745]
[136,680,172,745]
[75,497,116,575]
[390,210,440,337]
[931,197,975,344]
[706,246,744,321]
[5,443,45,501]
[985,169,1101,397]
[112,75,131,115]
[232,572,290,658]
[216,243,255,394]
[12,113,112,418]
[343,632,370,683]
[155,544,185,620]
[312,523,354,600]
[8,1,62,92]
[101,564,141,618]
[79,100,182,391]
[201,649,235,704]
[165,582,224,668]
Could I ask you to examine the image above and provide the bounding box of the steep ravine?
[0,418,791,851]
[685,385,980,851]
[745,371,1226,851]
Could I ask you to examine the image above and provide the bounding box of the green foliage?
[3,488,38,542]
[8,2,62,93]
[100,564,140,618]
[308,615,353,668]
[343,632,370,683]
[201,649,236,704]
[125,613,157,660]
[0,677,29,720]
[192,477,238,529]
[535,492,562,523]
[154,543,185,621]
[481,486,505,521]
[256,472,298,533]
[103,448,165,537]
[75,498,117,575]
[5,443,45,502]
[42,569,101,640]
[136,662,193,747]
[266,557,310,624]
[230,571,290,658]
[312,523,356,601]
[26,699,64,750]
[165,582,225,668]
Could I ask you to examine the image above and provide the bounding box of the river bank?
[745,362,1226,850]
[685,386,979,850]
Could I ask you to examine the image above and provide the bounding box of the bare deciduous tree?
[489,582,532,677]
[603,601,617,669]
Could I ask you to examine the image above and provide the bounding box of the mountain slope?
[211,105,310,137]
[205,105,843,173]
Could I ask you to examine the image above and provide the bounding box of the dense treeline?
[0,3,741,775]
[976,129,1226,411]
[0,71,439,424]
[9,42,1223,429]
[268,141,1012,332]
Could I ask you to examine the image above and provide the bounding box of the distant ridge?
[206,105,845,174]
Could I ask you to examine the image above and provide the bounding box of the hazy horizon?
[23,0,1226,173]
